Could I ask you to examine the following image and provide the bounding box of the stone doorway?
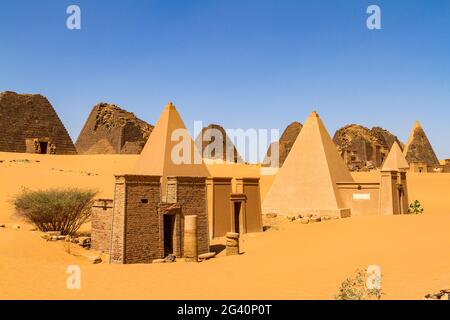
[39,141,49,154]
[163,214,176,256]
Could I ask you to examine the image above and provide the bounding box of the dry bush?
[14,188,97,236]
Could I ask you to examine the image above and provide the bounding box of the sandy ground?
[1,152,450,300]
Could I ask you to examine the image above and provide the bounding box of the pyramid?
[403,121,439,167]
[133,103,209,188]
[263,121,303,167]
[0,91,77,154]
[262,111,353,217]
[381,141,409,171]
[76,103,153,155]
[195,124,243,163]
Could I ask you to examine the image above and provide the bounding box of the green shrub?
[408,200,424,215]
[335,269,383,300]
[14,188,97,236]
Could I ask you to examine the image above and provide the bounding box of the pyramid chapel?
[262,111,410,218]
[91,103,263,264]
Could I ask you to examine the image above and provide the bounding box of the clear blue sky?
[1,0,449,159]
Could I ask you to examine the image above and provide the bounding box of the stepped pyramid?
[195,124,243,163]
[382,141,409,171]
[133,103,209,191]
[0,91,77,154]
[403,121,439,167]
[262,111,353,217]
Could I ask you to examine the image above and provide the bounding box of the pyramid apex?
[165,102,176,111]
[413,121,422,130]
[382,141,409,171]
[309,111,320,118]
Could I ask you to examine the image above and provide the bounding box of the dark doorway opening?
[39,141,48,154]
[163,215,175,257]
[234,202,241,233]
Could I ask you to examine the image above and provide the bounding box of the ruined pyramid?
[262,111,353,217]
[194,124,243,164]
[382,141,409,172]
[76,103,153,155]
[133,103,209,191]
[263,121,303,168]
[403,121,439,167]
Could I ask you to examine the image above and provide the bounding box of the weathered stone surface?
[89,256,102,264]
[152,259,166,264]
[75,103,153,155]
[164,254,176,263]
[333,124,402,171]
[286,215,296,222]
[300,218,310,224]
[263,122,303,167]
[199,252,216,260]
[310,216,322,223]
[0,91,77,154]
[403,122,440,168]
[195,124,243,163]
[12,225,21,230]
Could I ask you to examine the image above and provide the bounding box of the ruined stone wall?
[0,91,77,154]
[91,199,114,253]
[168,177,210,255]
[110,175,162,264]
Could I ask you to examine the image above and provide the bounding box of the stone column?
[226,232,240,256]
[184,215,198,262]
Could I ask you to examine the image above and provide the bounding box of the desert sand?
[1,151,450,300]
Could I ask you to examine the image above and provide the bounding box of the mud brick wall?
[167,177,210,255]
[91,199,114,253]
[0,91,77,154]
[110,175,162,264]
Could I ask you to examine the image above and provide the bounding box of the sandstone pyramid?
[0,91,77,154]
[263,122,303,167]
[403,121,439,167]
[333,124,402,171]
[263,111,353,217]
[76,103,153,154]
[382,141,409,171]
[133,103,209,190]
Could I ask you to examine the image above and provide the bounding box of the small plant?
[408,200,424,215]
[14,188,97,236]
[335,269,383,300]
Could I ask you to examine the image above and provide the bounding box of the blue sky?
[1,0,449,159]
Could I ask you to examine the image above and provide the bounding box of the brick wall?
[168,176,210,255]
[0,91,77,154]
[91,199,114,253]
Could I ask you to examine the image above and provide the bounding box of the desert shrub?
[14,188,97,236]
[335,269,383,300]
[408,200,424,215]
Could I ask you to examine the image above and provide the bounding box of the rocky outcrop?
[0,91,77,154]
[333,124,402,171]
[263,122,303,167]
[195,124,243,163]
[75,103,153,154]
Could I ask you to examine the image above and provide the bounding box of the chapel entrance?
[163,214,175,256]
[39,141,49,154]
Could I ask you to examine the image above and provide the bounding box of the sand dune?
[1,152,450,300]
